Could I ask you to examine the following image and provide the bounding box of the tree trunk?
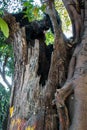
[55,1,87,130]
[4,1,87,130]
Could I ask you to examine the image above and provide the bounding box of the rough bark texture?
[55,1,87,130]
[4,0,87,130]
[4,11,67,130]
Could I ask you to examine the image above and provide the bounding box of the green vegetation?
[0,9,9,38]
[23,0,46,21]
[45,31,54,45]
[0,18,9,38]
[55,0,71,31]
[0,83,10,130]
[0,34,14,80]
[0,34,13,129]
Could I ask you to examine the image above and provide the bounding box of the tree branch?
[0,56,11,90]
[45,0,62,38]
[0,70,11,90]
[55,81,74,130]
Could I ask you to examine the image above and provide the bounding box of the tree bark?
[4,10,67,129]
[55,1,87,130]
[4,1,87,130]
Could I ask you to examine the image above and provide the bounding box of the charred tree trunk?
[4,0,87,130]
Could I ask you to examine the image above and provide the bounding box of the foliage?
[0,12,11,130]
[0,83,10,130]
[55,0,72,35]
[0,8,9,38]
[45,30,54,45]
[0,33,14,78]
[23,0,46,21]
[0,17,9,38]
[0,9,3,16]
[43,0,72,44]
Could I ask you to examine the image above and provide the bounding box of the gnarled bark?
[4,1,87,130]
[55,1,87,130]
[4,7,68,129]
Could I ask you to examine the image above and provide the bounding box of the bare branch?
[0,71,11,90]
[3,55,9,76]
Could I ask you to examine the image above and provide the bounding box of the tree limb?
[0,56,11,90]
[55,81,74,130]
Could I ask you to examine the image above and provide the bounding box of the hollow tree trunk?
[4,5,68,130]
[4,1,87,130]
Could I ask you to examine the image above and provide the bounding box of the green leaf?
[0,10,3,15]
[40,4,46,12]
[0,18,9,38]
[23,1,29,6]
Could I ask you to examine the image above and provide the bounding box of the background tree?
[0,9,13,130]
[0,38,13,129]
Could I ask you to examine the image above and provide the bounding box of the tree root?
[55,81,74,130]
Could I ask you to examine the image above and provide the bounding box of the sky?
[0,0,41,13]
[34,0,41,5]
[0,75,12,90]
